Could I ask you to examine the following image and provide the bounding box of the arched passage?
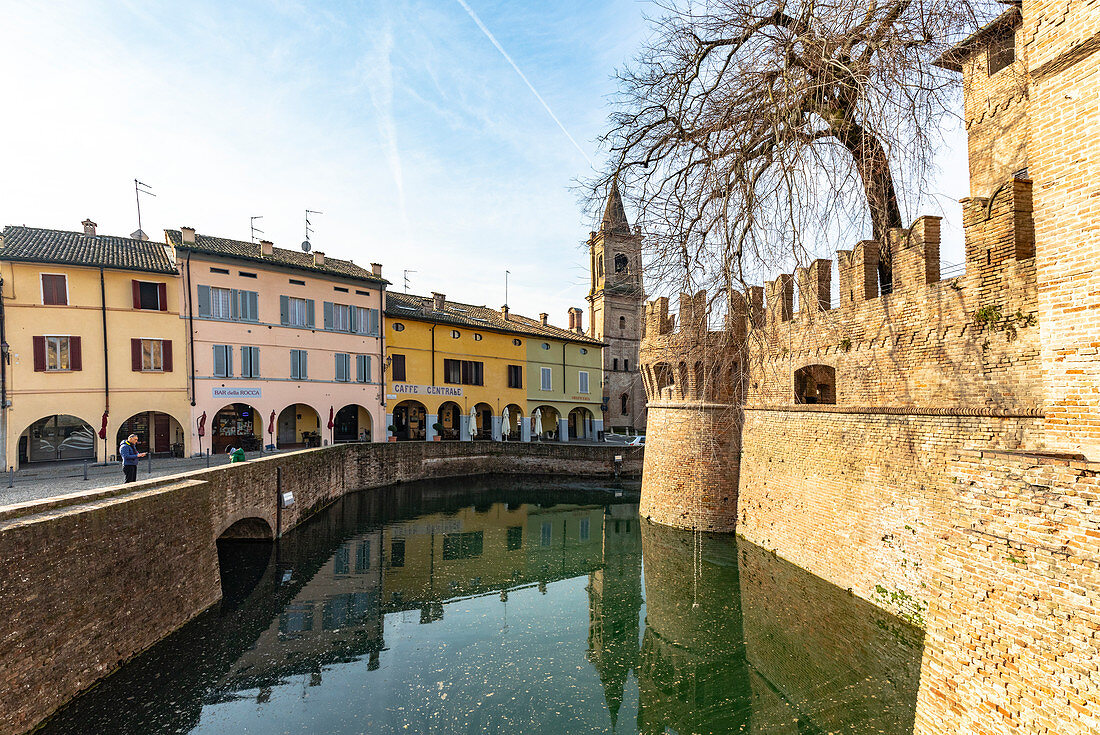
[334,404,373,443]
[794,364,837,404]
[438,401,462,440]
[277,403,322,448]
[392,400,426,441]
[19,414,96,464]
[216,516,274,609]
[502,404,524,440]
[213,403,262,454]
[116,411,185,457]
[532,405,560,441]
[473,403,493,440]
[568,407,594,440]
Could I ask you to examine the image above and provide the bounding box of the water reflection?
[39,478,922,734]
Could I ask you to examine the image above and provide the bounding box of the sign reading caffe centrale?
[386,384,464,400]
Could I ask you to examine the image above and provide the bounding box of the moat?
[39,477,924,734]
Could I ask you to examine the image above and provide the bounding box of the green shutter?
[197,285,211,317]
[280,295,290,325]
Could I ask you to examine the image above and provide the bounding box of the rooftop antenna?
[250,216,264,243]
[505,270,510,308]
[134,179,155,235]
[403,270,416,294]
[302,209,323,252]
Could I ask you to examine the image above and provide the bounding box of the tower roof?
[601,181,633,236]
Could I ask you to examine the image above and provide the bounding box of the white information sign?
[213,387,262,400]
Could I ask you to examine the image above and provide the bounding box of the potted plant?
[432,422,444,441]
[387,424,397,443]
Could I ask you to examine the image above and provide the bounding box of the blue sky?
[0,0,967,324]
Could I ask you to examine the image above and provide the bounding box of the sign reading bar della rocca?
[386,384,463,400]
[213,387,262,400]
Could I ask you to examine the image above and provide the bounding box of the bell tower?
[587,182,646,432]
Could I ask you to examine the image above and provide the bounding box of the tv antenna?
[403,270,416,294]
[505,269,510,309]
[302,209,323,252]
[134,179,155,235]
[250,216,264,243]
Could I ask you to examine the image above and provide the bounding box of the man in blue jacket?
[120,433,147,483]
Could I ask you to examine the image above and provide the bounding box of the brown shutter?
[157,282,167,311]
[69,336,82,371]
[131,339,142,371]
[162,340,173,372]
[132,280,141,309]
[32,336,46,371]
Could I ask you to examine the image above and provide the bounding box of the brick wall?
[0,441,640,734]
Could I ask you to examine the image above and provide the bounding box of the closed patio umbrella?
[501,407,510,439]
[469,406,478,438]
[533,408,543,438]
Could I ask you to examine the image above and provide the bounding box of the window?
[354,307,380,335]
[474,333,482,341]
[281,296,314,327]
[391,354,406,381]
[390,539,405,567]
[334,286,349,293]
[133,280,167,311]
[393,322,405,332]
[541,343,550,350]
[33,335,80,372]
[355,541,371,573]
[291,349,308,380]
[334,546,350,576]
[621,393,629,415]
[329,303,351,331]
[41,274,67,305]
[579,371,590,394]
[335,353,351,382]
[613,358,619,371]
[198,286,258,321]
[442,531,484,560]
[356,354,371,383]
[289,278,306,286]
[513,339,521,346]
[241,346,260,378]
[212,344,233,377]
[210,287,232,319]
[239,271,257,279]
[794,364,836,405]
[508,365,523,389]
[540,367,552,391]
[580,518,590,542]
[541,521,552,547]
[507,526,523,550]
[614,253,628,273]
[988,27,1015,75]
[210,267,229,275]
[130,339,172,372]
[356,289,370,296]
[580,348,587,355]
[619,315,626,332]
[444,359,483,385]
[239,290,259,322]
[451,330,461,339]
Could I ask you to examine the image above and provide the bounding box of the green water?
[39,477,923,734]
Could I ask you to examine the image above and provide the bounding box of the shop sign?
[391,384,463,398]
[213,387,262,400]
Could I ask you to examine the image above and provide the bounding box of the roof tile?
[0,226,177,274]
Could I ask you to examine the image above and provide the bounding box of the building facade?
[0,221,190,469]
[587,184,646,433]
[384,291,604,442]
[168,227,387,455]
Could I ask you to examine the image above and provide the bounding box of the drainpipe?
[430,324,437,385]
[100,268,110,462]
[185,251,197,407]
[0,276,7,470]
[379,288,386,440]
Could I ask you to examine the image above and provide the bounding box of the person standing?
[119,433,147,483]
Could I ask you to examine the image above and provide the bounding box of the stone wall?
[737,407,1043,624]
[0,441,640,734]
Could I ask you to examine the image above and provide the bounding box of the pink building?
[167,227,387,455]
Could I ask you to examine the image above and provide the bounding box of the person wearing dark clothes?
[120,433,146,483]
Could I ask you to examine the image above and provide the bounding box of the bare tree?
[594,0,990,301]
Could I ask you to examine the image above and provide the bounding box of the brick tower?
[587,183,647,433]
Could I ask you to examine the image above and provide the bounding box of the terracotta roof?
[0,225,178,274]
[165,229,388,285]
[385,292,605,346]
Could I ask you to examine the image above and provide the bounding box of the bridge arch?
[217,511,275,541]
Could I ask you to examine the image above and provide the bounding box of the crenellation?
[765,273,794,325]
[795,259,831,317]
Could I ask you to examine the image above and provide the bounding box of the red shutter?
[131,339,142,371]
[157,282,167,311]
[69,336,82,371]
[132,280,141,309]
[162,340,173,372]
[32,336,46,371]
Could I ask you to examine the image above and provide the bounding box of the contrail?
[453,0,593,167]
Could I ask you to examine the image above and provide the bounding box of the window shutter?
[369,309,380,335]
[364,355,371,382]
[349,306,359,334]
[197,285,211,317]
[334,353,341,381]
[32,336,46,371]
[132,339,142,371]
[157,282,167,311]
[306,300,315,328]
[69,336,82,371]
[163,340,173,372]
[226,346,233,377]
[230,289,240,320]
[301,350,307,378]
[248,291,259,321]
[324,301,334,330]
[213,345,225,377]
[280,295,290,325]
[131,280,141,309]
[252,346,260,377]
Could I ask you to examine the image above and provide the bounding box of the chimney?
[432,292,446,311]
[501,305,509,321]
[539,312,549,326]
[260,240,274,256]
[82,219,97,236]
[370,262,382,278]
[313,251,325,266]
[181,226,196,244]
[568,307,584,333]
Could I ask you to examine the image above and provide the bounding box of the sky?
[0,0,969,326]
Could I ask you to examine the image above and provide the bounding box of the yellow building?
[0,221,190,469]
[383,291,604,441]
